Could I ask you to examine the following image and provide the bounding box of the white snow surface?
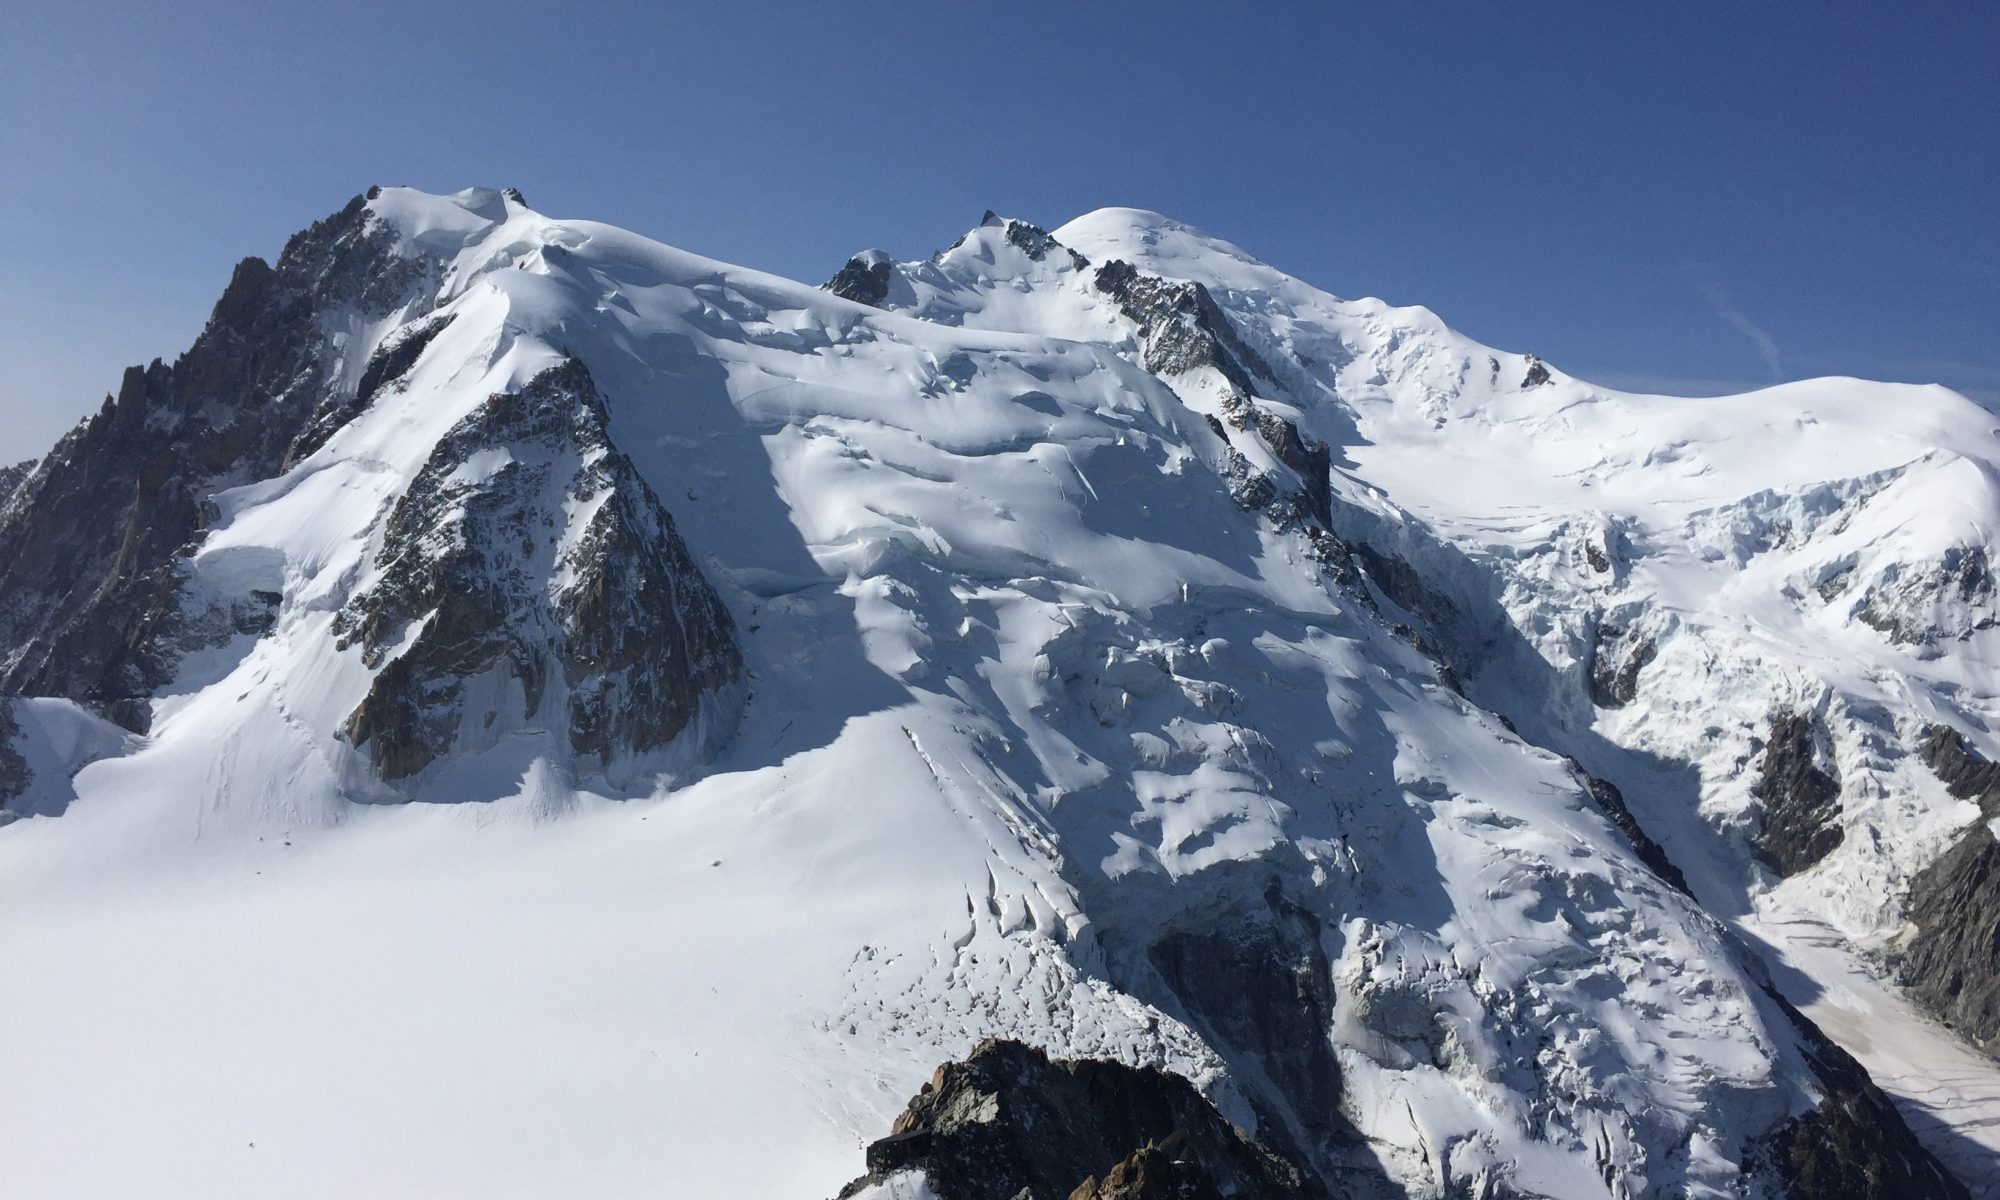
[1043,207,2000,1188]
[3,187,1996,1196]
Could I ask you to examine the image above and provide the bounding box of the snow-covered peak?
[1056,206,1298,294]
[0,186,1990,1200]
[840,212,1100,330]
[361,184,530,252]
[1043,205,2000,515]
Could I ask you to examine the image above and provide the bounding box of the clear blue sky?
[2,1,1995,465]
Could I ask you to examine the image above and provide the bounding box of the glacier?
[0,186,1995,1198]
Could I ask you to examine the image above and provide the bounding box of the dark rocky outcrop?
[1815,559,1858,603]
[1569,762,1691,894]
[1587,623,1656,709]
[838,1039,1323,1200]
[1520,355,1552,388]
[1919,725,2000,816]
[1065,1132,1225,1200]
[1900,727,2000,1054]
[998,217,1091,271]
[1091,257,1349,589]
[1138,884,1349,1179]
[1900,823,2000,1053]
[1213,395,1331,530]
[825,252,893,307]
[1856,546,1997,647]
[1210,429,1352,589]
[1217,445,1278,514]
[929,213,1091,277]
[1751,712,1844,875]
[0,457,34,514]
[0,191,430,729]
[1945,546,1994,603]
[1354,544,1430,618]
[356,313,455,405]
[1750,985,1970,1200]
[1092,260,1273,396]
[0,701,27,808]
[1352,544,1456,632]
[336,358,741,781]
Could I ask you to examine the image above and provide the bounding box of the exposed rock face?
[1587,623,1656,708]
[1209,401,1346,581]
[336,359,742,782]
[1262,419,1332,527]
[839,1039,1322,1200]
[1900,824,2000,1053]
[356,313,455,406]
[1751,712,1845,875]
[1086,254,1349,587]
[826,251,893,307]
[1091,260,1272,395]
[0,191,429,729]
[1064,1134,1226,1200]
[934,212,1092,274]
[1351,544,1456,632]
[999,217,1090,270]
[1583,537,1613,574]
[0,458,34,513]
[1856,545,1997,648]
[1571,763,1692,894]
[1000,217,1058,260]
[1899,728,2000,1054]
[1919,724,2000,815]
[0,701,27,808]
[1213,394,1332,530]
[1216,440,1279,513]
[1142,886,1343,1167]
[1520,355,1551,388]
[1752,986,1971,1200]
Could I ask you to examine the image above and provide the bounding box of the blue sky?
[2,1,1994,464]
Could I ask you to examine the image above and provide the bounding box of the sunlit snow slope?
[0,189,1990,1199]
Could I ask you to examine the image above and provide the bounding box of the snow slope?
[1032,207,2000,1188]
[0,188,1988,1197]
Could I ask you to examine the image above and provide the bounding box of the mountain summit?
[2,187,1997,1199]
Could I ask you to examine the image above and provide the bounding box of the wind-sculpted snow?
[0,187,1986,1198]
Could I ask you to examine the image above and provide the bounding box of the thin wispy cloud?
[1580,370,1775,398]
[1699,281,1783,383]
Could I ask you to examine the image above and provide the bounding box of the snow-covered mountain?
[2,187,1995,1199]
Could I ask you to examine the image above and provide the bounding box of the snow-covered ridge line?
[0,184,1987,1199]
[1019,198,2000,1188]
[848,196,2000,1190]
